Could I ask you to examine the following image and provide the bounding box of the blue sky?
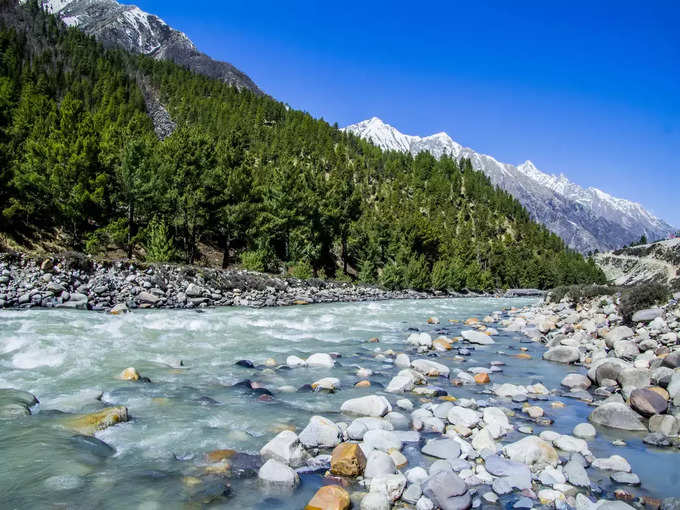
[133,1,679,227]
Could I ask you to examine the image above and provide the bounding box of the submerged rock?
[62,406,129,435]
[422,470,471,510]
[0,388,38,419]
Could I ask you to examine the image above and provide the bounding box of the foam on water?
[2,296,678,507]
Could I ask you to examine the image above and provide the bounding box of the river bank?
[1,295,679,509]
[0,252,541,310]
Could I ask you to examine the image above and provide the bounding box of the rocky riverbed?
[0,252,539,310]
[2,294,679,509]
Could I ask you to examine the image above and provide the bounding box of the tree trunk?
[127,201,134,259]
[221,233,231,269]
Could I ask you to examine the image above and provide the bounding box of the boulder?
[258,458,299,488]
[588,402,646,431]
[407,333,433,348]
[306,353,335,368]
[311,377,340,391]
[554,434,589,454]
[364,450,396,479]
[260,430,309,467]
[421,438,462,460]
[613,340,640,360]
[412,359,450,377]
[649,415,679,436]
[369,472,407,502]
[484,455,531,489]
[662,352,680,369]
[305,485,350,510]
[363,429,402,453]
[447,406,481,428]
[286,355,306,367]
[330,442,367,477]
[632,308,663,322]
[395,353,411,368]
[592,455,631,472]
[118,367,140,381]
[299,416,341,449]
[461,330,494,345]
[561,373,591,390]
[629,388,668,416]
[422,471,471,510]
[605,326,634,348]
[0,388,38,418]
[386,374,415,393]
[483,407,513,437]
[564,459,590,487]
[341,395,391,417]
[62,406,128,436]
[503,436,559,468]
[360,492,390,510]
[543,346,580,364]
[573,423,597,440]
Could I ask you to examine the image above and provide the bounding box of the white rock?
[447,406,481,428]
[369,472,407,502]
[341,395,392,417]
[260,430,308,467]
[411,359,450,377]
[462,330,495,345]
[298,416,341,448]
[258,459,300,487]
[306,353,334,368]
[286,355,306,368]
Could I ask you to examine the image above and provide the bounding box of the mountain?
[344,117,676,253]
[29,0,261,94]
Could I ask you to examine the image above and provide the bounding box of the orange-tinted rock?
[474,373,490,384]
[304,485,350,510]
[206,449,237,463]
[514,353,532,359]
[330,443,366,477]
[118,367,140,381]
[355,380,371,388]
[465,317,479,325]
[433,338,452,351]
[367,337,380,343]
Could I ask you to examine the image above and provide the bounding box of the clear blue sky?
[133,0,679,227]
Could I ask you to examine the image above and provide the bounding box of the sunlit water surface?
[1,298,678,508]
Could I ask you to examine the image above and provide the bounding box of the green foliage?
[547,284,618,304]
[144,218,177,263]
[240,250,267,272]
[289,260,313,279]
[620,283,670,323]
[0,1,608,291]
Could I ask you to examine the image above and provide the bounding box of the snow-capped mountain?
[344,117,675,252]
[30,0,261,94]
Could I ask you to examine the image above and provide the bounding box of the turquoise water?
[0,298,677,508]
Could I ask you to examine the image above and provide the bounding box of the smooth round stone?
[611,472,640,485]
[573,423,596,440]
[519,425,533,434]
[421,438,461,460]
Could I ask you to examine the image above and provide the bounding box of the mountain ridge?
[343,117,675,253]
[29,0,262,94]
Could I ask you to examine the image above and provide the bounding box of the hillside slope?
[596,238,680,288]
[344,117,675,253]
[27,0,261,94]
[0,1,604,291]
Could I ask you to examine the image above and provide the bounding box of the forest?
[0,0,606,291]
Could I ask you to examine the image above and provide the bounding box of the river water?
[0,297,678,508]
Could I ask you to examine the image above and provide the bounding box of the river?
[0,297,678,508]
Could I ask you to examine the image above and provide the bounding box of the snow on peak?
[344,117,675,251]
